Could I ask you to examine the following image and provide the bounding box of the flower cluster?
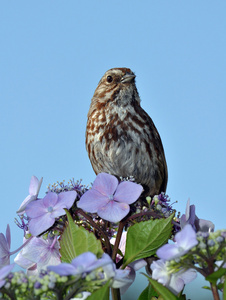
[48,251,133,290]
[151,225,198,294]
[0,268,85,299]
[1,252,133,299]
[47,178,89,199]
[149,193,174,218]
[0,173,225,300]
[15,234,61,275]
[150,212,225,296]
[180,198,215,233]
[25,190,77,236]
[77,173,143,223]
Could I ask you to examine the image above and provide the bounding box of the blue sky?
[0,2,225,299]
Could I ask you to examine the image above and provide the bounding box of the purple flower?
[151,259,196,295]
[103,261,135,294]
[157,224,198,260]
[0,264,15,288]
[15,235,60,275]
[180,199,214,233]
[17,176,43,215]
[0,225,11,268]
[180,199,196,230]
[77,173,143,223]
[25,191,77,236]
[110,231,145,294]
[48,252,112,276]
[49,251,134,292]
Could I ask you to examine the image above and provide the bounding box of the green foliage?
[138,284,159,300]
[146,276,180,300]
[206,267,226,284]
[123,214,174,267]
[86,281,110,300]
[60,210,103,263]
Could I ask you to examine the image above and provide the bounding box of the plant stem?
[126,210,162,222]
[112,221,124,262]
[210,283,220,300]
[111,287,121,300]
[76,208,112,255]
[9,236,33,255]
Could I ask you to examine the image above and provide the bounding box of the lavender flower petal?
[151,260,170,286]
[97,201,130,223]
[57,191,77,209]
[114,181,143,204]
[0,264,15,288]
[169,268,197,294]
[43,192,58,208]
[29,176,40,195]
[92,173,118,196]
[157,225,198,260]
[26,200,46,218]
[17,176,43,215]
[77,189,109,212]
[28,216,55,236]
[157,244,182,260]
[175,224,198,250]
[5,225,11,250]
[0,226,11,267]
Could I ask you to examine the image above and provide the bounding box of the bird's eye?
[106,75,113,83]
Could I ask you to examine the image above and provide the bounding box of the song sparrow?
[85,68,168,196]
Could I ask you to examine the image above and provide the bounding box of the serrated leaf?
[123,214,174,266]
[147,277,179,300]
[206,267,226,283]
[60,210,103,262]
[86,281,110,300]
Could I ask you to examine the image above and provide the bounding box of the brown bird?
[85,68,168,196]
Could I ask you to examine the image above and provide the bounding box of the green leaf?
[86,282,110,300]
[60,210,103,262]
[202,286,211,290]
[123,214,174,266]
[138,284,159,300]
[147,277,179,300]
[206,267,226,284]
[138,285,150,300]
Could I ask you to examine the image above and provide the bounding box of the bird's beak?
[121,73,136,83]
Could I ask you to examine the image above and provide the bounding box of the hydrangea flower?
[77,173,143,223]
[157,224,198,260]
[25,191,77,236]
[48,251,133,291]
[102,259,134,294]
[0,225,11,267]
[48,252,112,276]
[15,235,60,275]
[151,259,196,295]
[0,264,15,288]
[17,176,43,215]
[180,199,214,233]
